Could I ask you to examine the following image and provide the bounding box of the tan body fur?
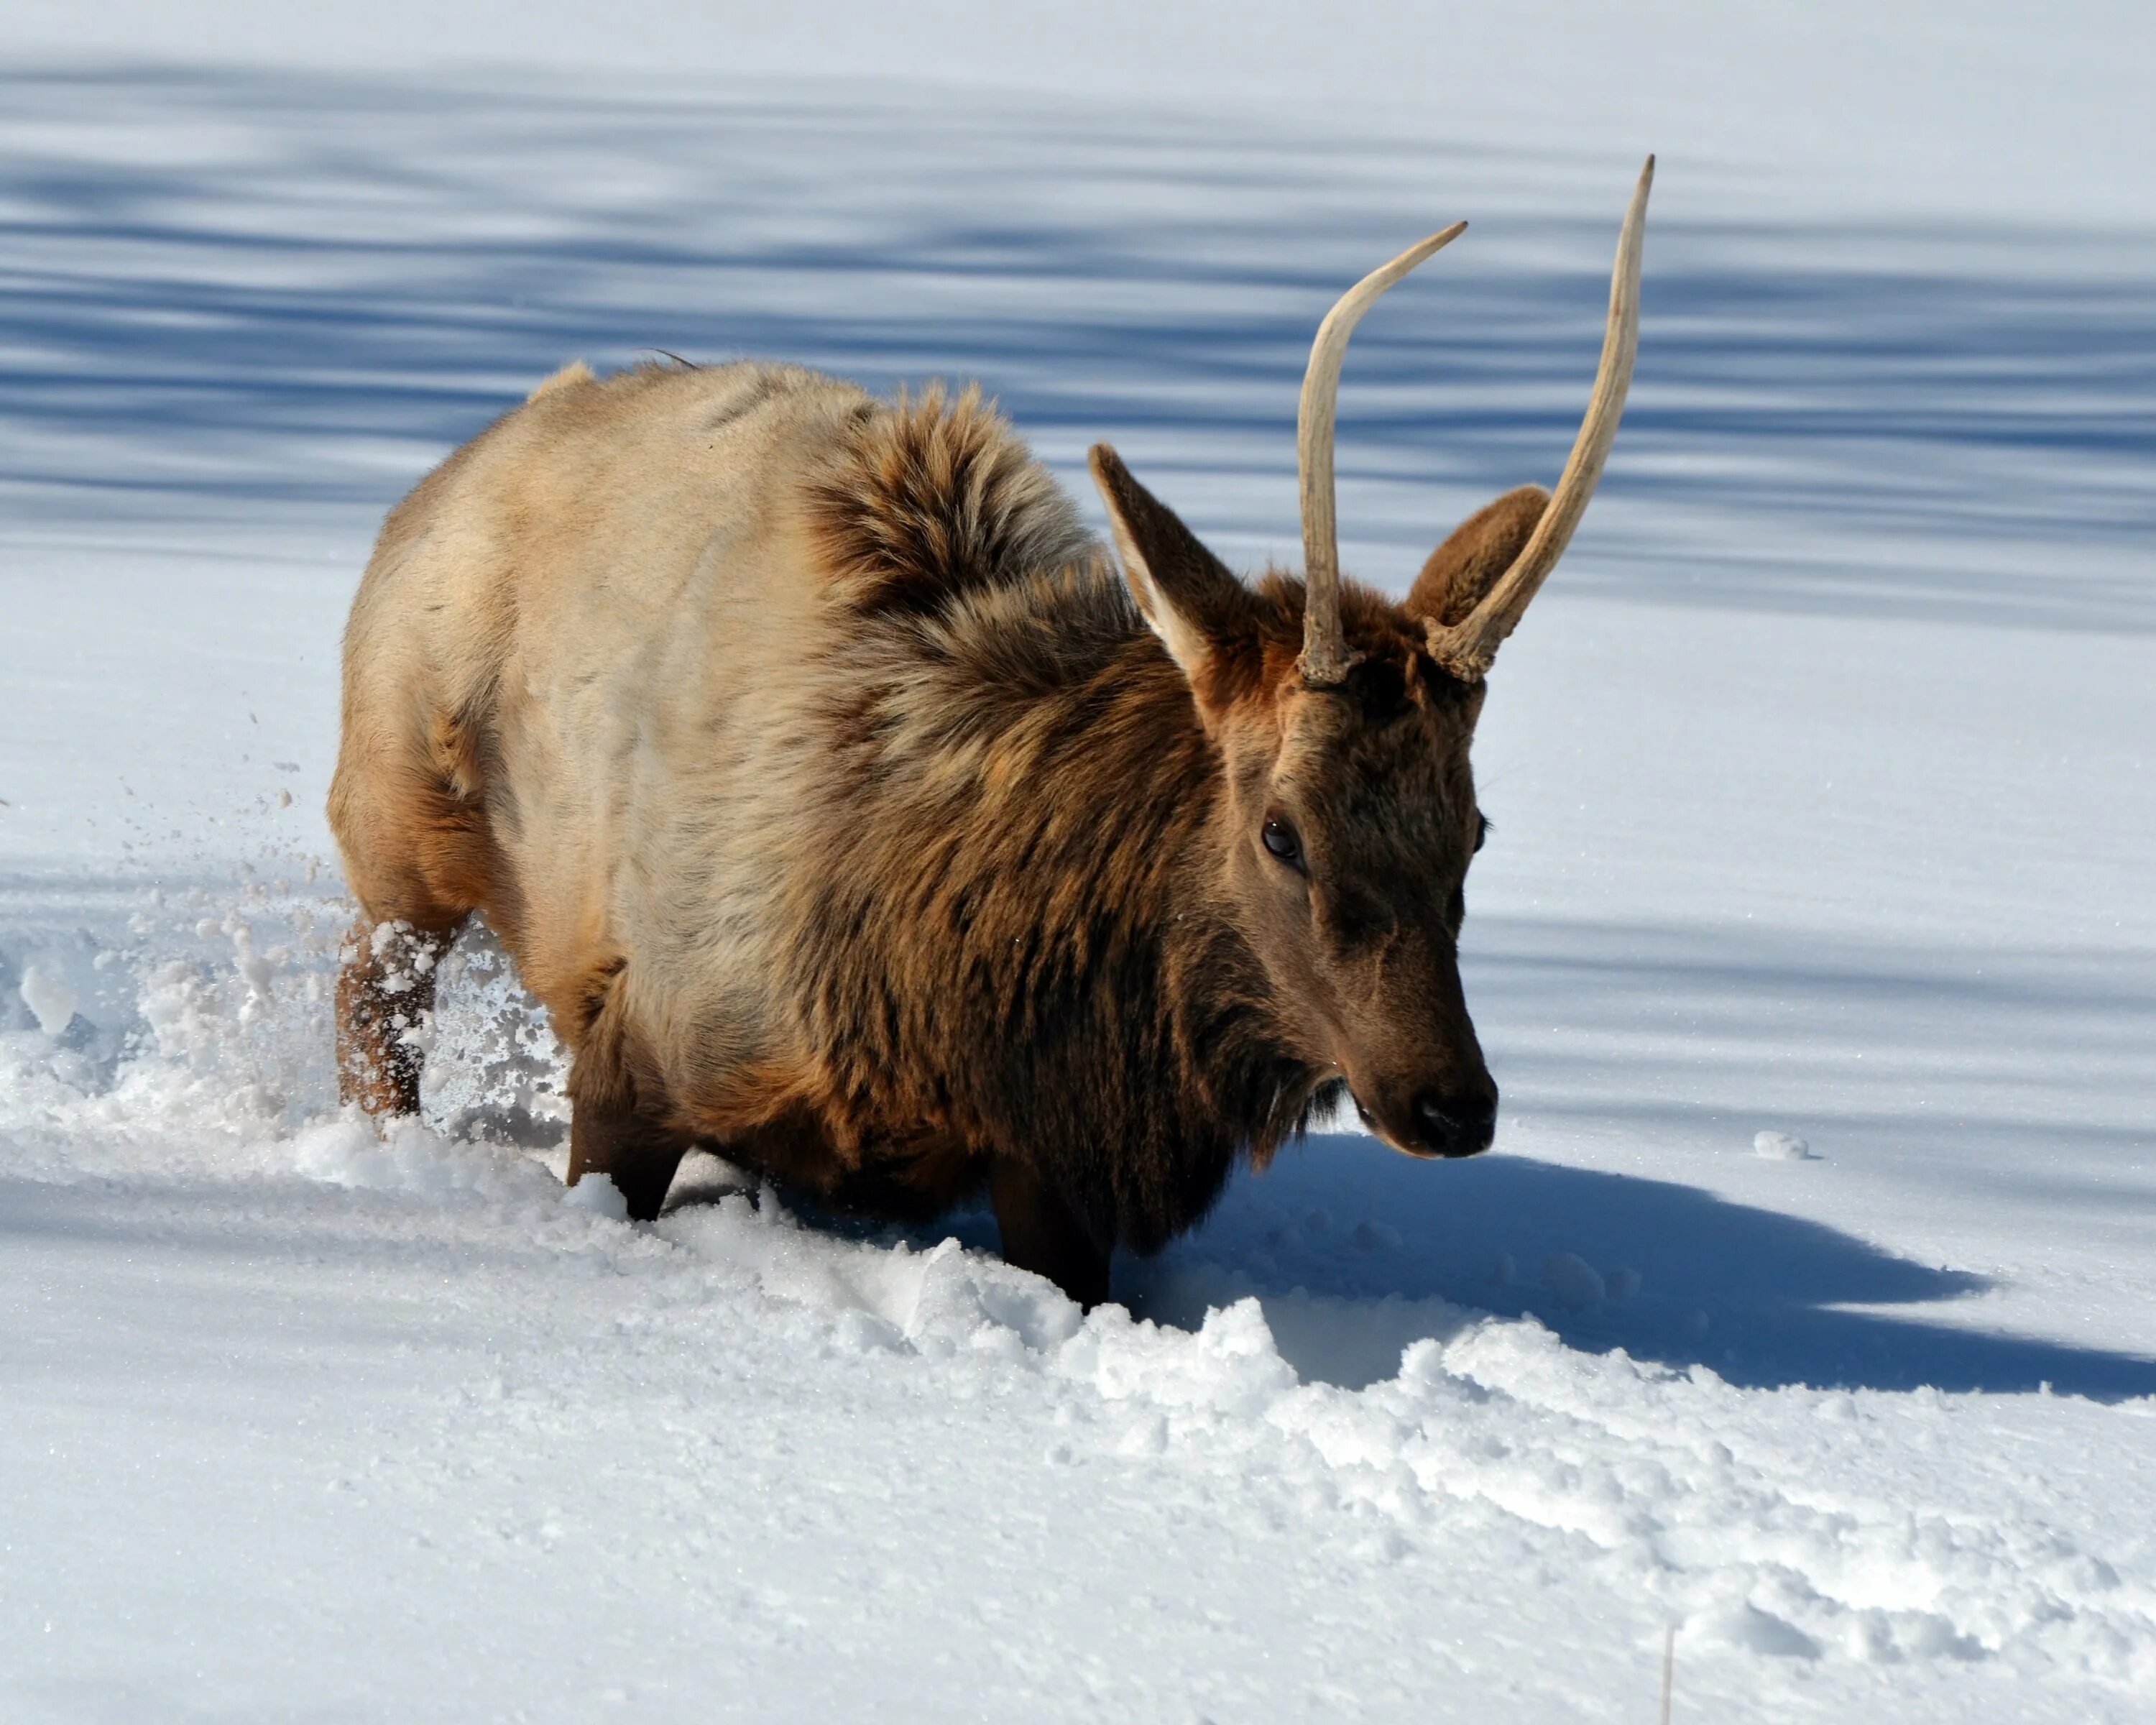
[336,360,888,1039]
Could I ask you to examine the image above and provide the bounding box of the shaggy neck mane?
[800,392,1334,1246]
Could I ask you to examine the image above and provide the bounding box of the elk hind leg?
[563,962,687,1221]
[566,1085,690,1222]
[330,700,504,1118]
[336,915,453,1116]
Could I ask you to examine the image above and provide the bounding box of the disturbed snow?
[4,47,2155,1725]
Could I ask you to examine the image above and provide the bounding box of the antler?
[1296,220,1468,686]
[1425,155,1654,681]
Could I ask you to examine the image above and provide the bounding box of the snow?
[4,14,2155,1723]
[17,960,78,1036]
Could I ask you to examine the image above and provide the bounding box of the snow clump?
[1541,1251,1606,1309]
[19,960,79,1035]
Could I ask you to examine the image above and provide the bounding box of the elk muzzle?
[1410,1084,1499,1158]
[1353,1067,1499,1160]
[1345,949,1501,1164]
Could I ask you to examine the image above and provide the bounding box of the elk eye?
[1474,812,1490,854]
[1261,816,1304,869]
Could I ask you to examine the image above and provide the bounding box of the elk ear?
[1404,484,1550,629]
[1089,443,1251,686]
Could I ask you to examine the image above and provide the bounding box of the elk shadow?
[1119,1136,2156,1403]
[730,1131,2156,1406]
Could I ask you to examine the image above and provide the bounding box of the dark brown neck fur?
[798,567,1336,1250]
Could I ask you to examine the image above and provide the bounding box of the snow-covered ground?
[4,20,2155,1723]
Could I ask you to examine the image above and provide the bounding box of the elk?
[329,159,1651,1307]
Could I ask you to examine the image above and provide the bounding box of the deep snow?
[3,26,2155,1724]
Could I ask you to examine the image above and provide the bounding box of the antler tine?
[1296,220,1469,686]
[1427,155,1654,681]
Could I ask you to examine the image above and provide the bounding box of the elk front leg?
[990,1159,1112,1310]
[336,916,450,1115]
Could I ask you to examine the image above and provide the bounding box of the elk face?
[1222,657,1499,1156]
[1089,156,1651,1159]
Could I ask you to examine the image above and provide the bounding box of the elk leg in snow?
[566,1087,688,1222]
[990,1159,1111,1309]
[336,916,451,1115]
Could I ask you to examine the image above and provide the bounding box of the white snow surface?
[4,18,2155,1724]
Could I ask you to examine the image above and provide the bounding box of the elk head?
[1090,157,1651,1158]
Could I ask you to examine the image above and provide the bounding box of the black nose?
[1411,1090,1498,1158]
